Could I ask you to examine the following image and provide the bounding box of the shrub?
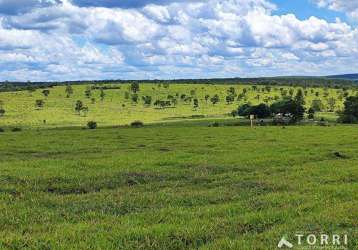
[209,122,220,127]
[237,103,271,118]
[131,121,144,128]
[0,128,4,133]
[0,108,5,116]
[307,108,315,119]
[87,121,97,129]
[11,127,22,132]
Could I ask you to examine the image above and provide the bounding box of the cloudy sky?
[0,0,357,81]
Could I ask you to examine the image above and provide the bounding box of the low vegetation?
[0,124,357,249]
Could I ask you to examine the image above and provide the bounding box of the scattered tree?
[210,94,220,105]
[130,82,140,93]
[131,94,139,103]
[311,99,324,112]
[42,89,50,98]
[35,99,45,109]
[75,100,84,114]
[142,96,152,106]
[65,85,73,98]
[193,98,199,109]
[84,87,92,98]
[87,121,97,129]
[327,97,336,111]
[100,88,105,101]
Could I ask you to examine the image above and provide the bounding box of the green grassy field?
[0,124,357,249]
[0,83,357,249]
[0,83,356,128]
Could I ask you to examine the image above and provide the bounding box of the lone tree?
[35,99,45,109]
[205,95,210,103]
[226,94,235,104]
[142,96,152,106]
[65,85,73,98]
[193,98,199,109]
[131,94,139,104]
[130,82,140,93]
[75,100,84,114]
[84,87,92,98]
[100,88,105,101]
[210,94,220,105]
[338,96,358,123]
[42,89,50,98]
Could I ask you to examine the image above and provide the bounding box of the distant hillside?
[326,74,358,81]
[1,76,357,92]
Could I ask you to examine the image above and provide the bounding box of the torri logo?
[277,233,349,249]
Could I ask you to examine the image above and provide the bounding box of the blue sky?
[0,0,357,81]
[272,0,347,22]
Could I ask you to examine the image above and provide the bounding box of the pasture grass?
[0,124,357,249]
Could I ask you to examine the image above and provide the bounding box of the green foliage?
[339,96,358,123]
[130,120,144,127]
[311,99,324,112]
[35,99,45,109]
[142,96,152,106]
[87,121,97,129]
[84,86,92,98]
[193,98,199,109]
[100,88,105,101]
[270,98,305,122]
[131,94,139,103]
[210,94,220,105]
[307,108,315,119]
[130,82,140,93]
[65,85,73,98]
[237,103,271,118]
[0,108,5,117]
[75,100,84,114]
[42,89,50,97]
[11,127,22,132]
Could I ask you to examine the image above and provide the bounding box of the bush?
[11,127,22,132]
[338,114,357,124]
[131,121,144,128]
[318,118,329,126]
[0,128,4,133]
[87,121,97,129]
[209,122,220,127]
[237,103,271,118]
